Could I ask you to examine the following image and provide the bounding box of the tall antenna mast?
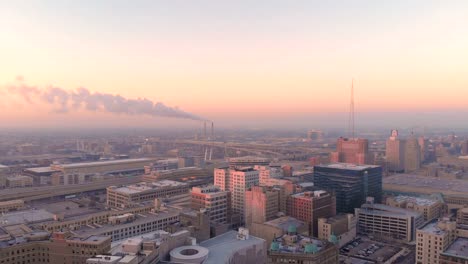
[348,79,355,139]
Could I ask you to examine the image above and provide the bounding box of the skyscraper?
[314,163,382,213]
[331,137,369,165]
[405,133,421,173]
[385,129,406,172]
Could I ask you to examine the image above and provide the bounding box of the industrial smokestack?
[7,80,203,121]
[211,122,214,140]
[204,122,207,140]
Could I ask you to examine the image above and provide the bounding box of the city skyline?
[1,0,468,129]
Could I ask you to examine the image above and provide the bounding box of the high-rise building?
[307,130,324,141]
[214,167,259,223]
[245,186,280,227]
[418,136,428,162]
[191,185,230,224]
[386,129,406,172]
[331,137,369,164]
[314,163,382,213]
[286,191,336,236]
[214,167,230,191]
[405,133,421,172]
[461,140,468,156]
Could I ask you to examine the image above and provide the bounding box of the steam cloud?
[7,80,203,121]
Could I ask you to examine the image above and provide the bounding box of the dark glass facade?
[313,164,382,213]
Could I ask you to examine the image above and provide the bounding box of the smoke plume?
[6,80,203,121]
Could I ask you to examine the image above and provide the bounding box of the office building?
[0,164,9,188]
[255,165,283,185]
[0,231,111,264]
[457,208,468,225]
[268,226,339,264]
[191,185,229,224]
[318,214,357,248]
[439,237,468,264]
[214,167,230,191]
[230,168,259,222]
[386,195,444,221]
[356,201,424,242]
[287,191,336,236]
[331,137,369,165]
[214,167,259,222]
[0,199,24,214]
[106,180,189,209]
[245,186,280,227]
[405,133,422,172]
[6,175,33,188]
[228,156,270,169]
[307,130,324,141]
[314,163,382,213]
[386,129,406,172]
[416,219,458,264]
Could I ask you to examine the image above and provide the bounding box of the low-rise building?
[268,226,339,264]
[439,237,468,264]
[0,199,24,214]
[457,208,468,225]
[107,180,189,208]
[6,175,33,188]
[355,201,424,242]
[416,219,458,264]
[386,195,444,221]
[318,213,356,248]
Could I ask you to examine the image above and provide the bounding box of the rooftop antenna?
[348,78,355,139]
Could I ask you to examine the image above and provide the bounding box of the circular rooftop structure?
[170,245,209,264]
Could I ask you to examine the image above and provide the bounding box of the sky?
[1,0,468,130]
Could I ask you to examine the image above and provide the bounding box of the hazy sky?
[1,1,467,129]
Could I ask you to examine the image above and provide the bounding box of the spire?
[348,79,355,139]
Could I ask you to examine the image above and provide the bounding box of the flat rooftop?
[0,164,9,169]
[359,203,421,218]
[24,167,60,174]
[111,180,188,194]
[392,195,437,206]
[441,237,468,260]
[316,163,380,171]
[71,210,179,239]
[57,158,154,169]
[419,220,453,235]
[384,174,468,194]
[229,156,270,162]
[0,209,55,226]
[199,230,265,264]
[264,216,305,231]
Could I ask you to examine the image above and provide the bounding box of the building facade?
[191,185,229,224]
[331,137,369,165]
[245,186,281,227]
[386,129,406,172]
[356,202,424,242]
[287,191,336,236]
[314,163,382,213]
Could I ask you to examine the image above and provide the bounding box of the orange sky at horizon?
[1,1,468,127]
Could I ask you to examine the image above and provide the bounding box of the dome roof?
[270,241,280,251]
[329,234,339,245]
[287,224,297,234]
[304,243,318,254]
